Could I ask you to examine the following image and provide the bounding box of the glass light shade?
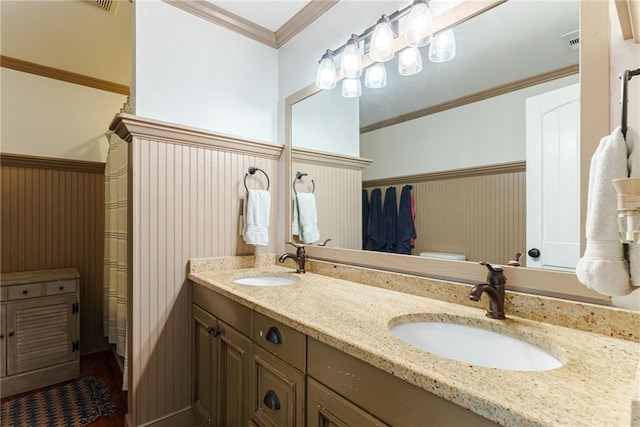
[403,1,433,48]
[340,38,362,78]
[369,16,395,62]
[398,46,423,76]
[342,78,362,98]
[429,29,456,63]
[315,52,336,89]
[364,62,387,88]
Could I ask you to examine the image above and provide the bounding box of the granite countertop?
[188,262,640,427]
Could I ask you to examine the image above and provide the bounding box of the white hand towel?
[576,126,631,296]
[625,126,640,287]
[292,197,300,237]
[243,189,270,246]
[294,192,320,244]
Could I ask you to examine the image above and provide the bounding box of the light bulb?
[342,78,361,98]
[364,62,387,89]
[369,15,395,63]
[398,46,423,76]
[404,0,433,48]
[315,50,336,90]
[429,29,456,63]
[340,35,362,78]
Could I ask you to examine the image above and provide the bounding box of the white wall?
[609,1,640,132]
[291,87,359,156]
[360,74,578,180]
[134,1,279,143]
[0,68,126,162]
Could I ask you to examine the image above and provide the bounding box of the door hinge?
[72,302,79,314]
[72,340,80,353]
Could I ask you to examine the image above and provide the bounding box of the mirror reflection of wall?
[290,0,580,270]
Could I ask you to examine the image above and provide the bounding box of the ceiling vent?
[80,0,119,15]
[561,30,580,51]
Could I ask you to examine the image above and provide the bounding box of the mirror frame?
[285,0,611,304]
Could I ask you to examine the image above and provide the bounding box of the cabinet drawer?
[7,283,43,300]
[307,378,388,427]
[251,344,305,427]
[252,311,306,371]
[45,279,77,296]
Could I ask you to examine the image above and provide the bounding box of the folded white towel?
[576,127,631,296]
[625,126,640,288]
[243,189,270,246]
[611,288,640,310]
[292,192,320,244]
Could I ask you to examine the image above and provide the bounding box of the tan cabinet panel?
[45,279,77,296]
[0,309,6,378]
[219,320,252,427]
[307,378,388,427]
[7,283,43,301]
[251,344,304,427]
[193,304,218,427]
[251,311,306,371]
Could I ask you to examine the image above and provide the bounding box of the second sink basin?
[389,316,564,372]
[233,275,299,286]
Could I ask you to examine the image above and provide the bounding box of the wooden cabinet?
[192,304,252,427]
[0,268,80,398]
[307,378,388,427]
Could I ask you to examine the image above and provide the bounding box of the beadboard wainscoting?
[364,162,526,265]
[0,154,107,352]
[110,114,283,426]
[291,147,371,250]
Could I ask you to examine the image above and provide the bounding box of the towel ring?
[244,166,270,191]
[293,171,315,194]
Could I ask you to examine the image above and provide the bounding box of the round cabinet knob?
[59,286,64,291]
[528,248,541,258]
[22,290,28,294]
[207,326,220,337]
[8,332,15,337]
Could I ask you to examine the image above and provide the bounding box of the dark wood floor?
[2,350,128,427]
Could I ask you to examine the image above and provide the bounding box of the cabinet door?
[0,306,6,378]
[251,344,305,427]
[307,378,388,427]
[6,294,77,376]
[219,320,252,427]
[193,304,218,427]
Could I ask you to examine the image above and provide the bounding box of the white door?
[526,83,580,271]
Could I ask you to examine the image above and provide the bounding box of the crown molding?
[292,146,372,170]
[0,56,129,96]
[275,1,339,48]
[360,65,579,134]
[109,114,284,159]
[164,0,337,49]
[0,153,106,173]
[362,161,525,188]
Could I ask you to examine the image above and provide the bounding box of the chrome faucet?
[469,262,507,320]
[278,242,308,273]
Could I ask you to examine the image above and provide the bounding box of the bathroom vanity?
[188,255,640,427]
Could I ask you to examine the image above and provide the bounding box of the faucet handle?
[479,261,503,272]
[317,238,332,247]
[286,241,304,249]
[479,261,507,287]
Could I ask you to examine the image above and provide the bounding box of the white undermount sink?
[233,275,299,286]
[389,318,564,372]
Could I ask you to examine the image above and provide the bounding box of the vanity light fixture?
[340,34,363,78]
[342,77,362,98]
[370,15,395,62]
[313,0,459,96]
[315,49,337,90]
[404,0,433,48]
[365,62,387,88]
[398,46,423,76]
[429,28,456,62]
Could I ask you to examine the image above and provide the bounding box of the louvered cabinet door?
[6,294,77,376]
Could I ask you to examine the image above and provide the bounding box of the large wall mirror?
[286,0,611,304]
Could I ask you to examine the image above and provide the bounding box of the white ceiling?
[207,0,312,31]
